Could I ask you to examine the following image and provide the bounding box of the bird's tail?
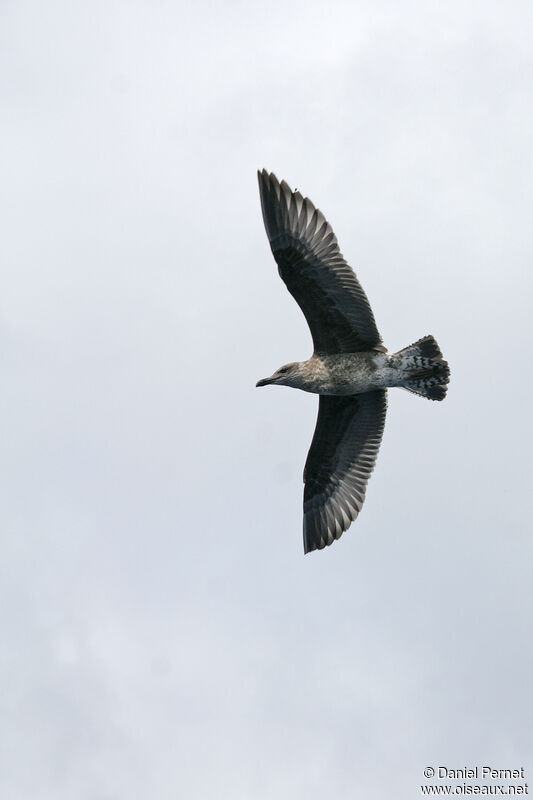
[392,335,450,401]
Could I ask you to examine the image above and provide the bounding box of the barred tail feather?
[393,335,450,401]
[403,375,448,401]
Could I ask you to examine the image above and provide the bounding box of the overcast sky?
[2,1,533,798]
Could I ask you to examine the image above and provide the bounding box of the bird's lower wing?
[303,391,387,553]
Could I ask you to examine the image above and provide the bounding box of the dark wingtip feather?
[303,522,314,554]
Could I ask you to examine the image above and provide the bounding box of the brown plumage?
[256,170,449,553]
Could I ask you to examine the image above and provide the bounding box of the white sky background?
[2,1,533,797]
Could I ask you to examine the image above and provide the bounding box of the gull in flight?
[256,170,450,553]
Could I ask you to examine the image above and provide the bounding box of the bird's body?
[258,351,413,395]
[256,170,449,553]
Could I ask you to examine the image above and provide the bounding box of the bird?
[256,169,450,554]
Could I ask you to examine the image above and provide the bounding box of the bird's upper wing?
[303,390,387,553]
[258,170,384,355]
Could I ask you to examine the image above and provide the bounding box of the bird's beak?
[256,376,274,387]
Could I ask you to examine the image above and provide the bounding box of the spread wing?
[258,169,384,355]
[303,391,387,553]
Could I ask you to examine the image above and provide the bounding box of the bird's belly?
[315,376,386,395]
[308,353,397,395]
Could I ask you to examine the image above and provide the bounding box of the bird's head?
[256,362,302,388]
